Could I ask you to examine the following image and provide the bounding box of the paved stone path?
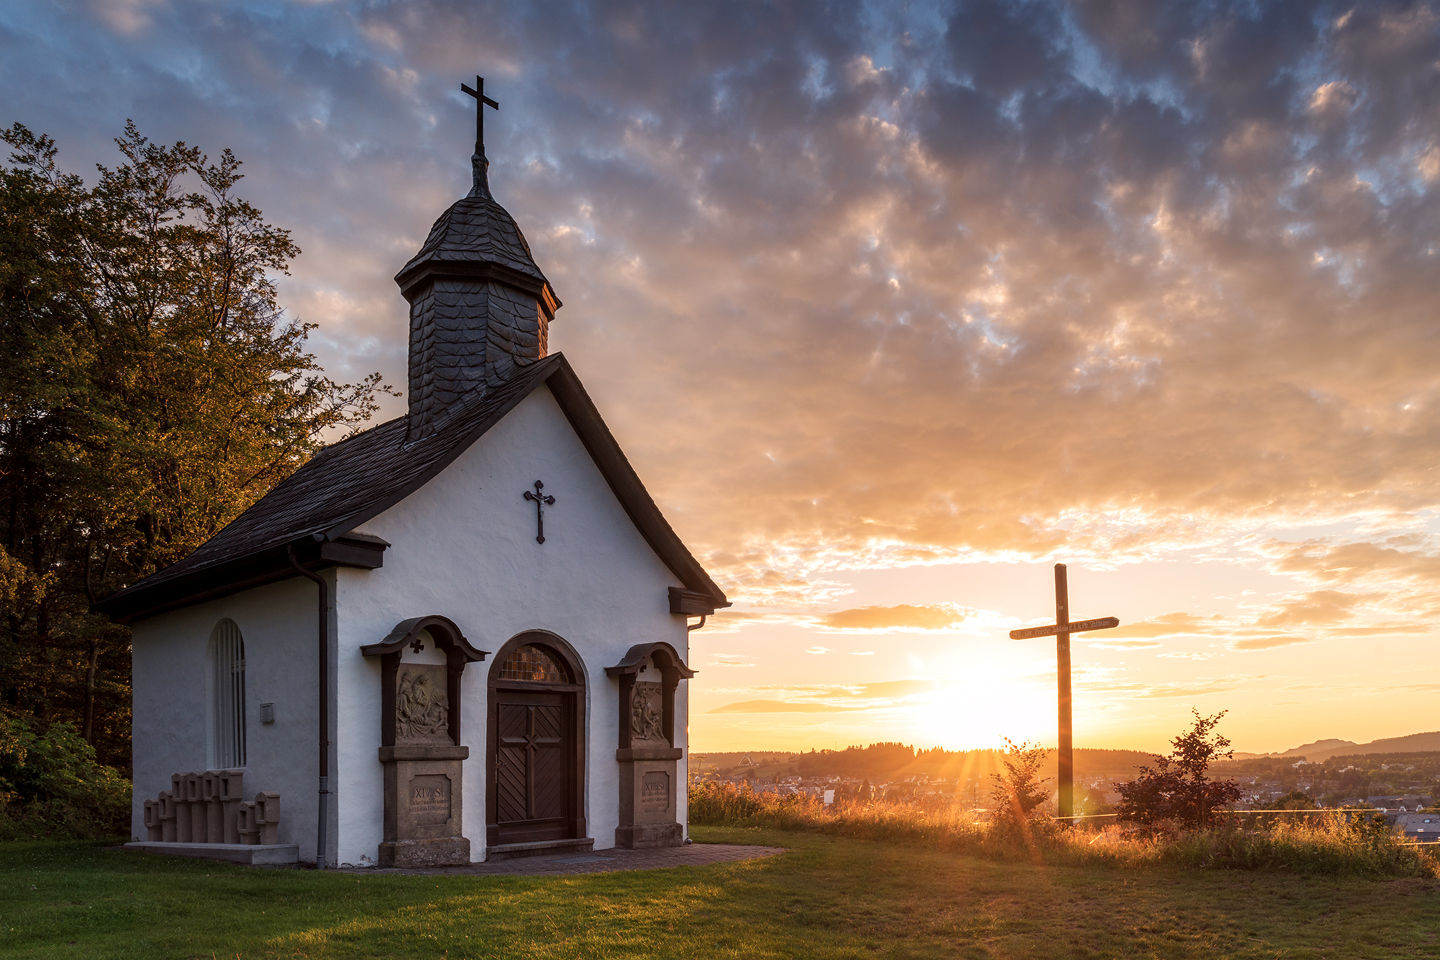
[343,843,786,877]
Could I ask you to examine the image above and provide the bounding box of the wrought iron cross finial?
[523,480,556,544]
[409,636,425,654]
[460,75,499,156]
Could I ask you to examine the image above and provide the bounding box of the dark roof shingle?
[95,355,728,619]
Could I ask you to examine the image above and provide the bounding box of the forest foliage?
[0,121,389,791]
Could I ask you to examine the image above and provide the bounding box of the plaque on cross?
[522,480,556,544]
[460,75,499,155]
[1007,564,1119,822]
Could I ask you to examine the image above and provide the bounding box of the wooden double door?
[488,689,582,845]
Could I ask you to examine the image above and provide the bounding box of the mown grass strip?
[3,829,1438,958]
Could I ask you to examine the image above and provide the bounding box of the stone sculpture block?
[146,771,277,847]
[237,801,259,845]
[171,774,190,843]
[143,799,163,841]
[184,772,205,843]
[254,792,280,845]
[218,769,244,844]
[378,660,470,867]
[608,648,692,850]
[202,771,224,843]
[158,790,177,842]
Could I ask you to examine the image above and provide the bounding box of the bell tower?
[394,77,562,441]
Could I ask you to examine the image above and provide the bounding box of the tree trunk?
[82,635,100,743]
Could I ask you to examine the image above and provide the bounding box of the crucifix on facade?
[460,75,499,155]
[1008,563,1119,821]
[523,481,556,544]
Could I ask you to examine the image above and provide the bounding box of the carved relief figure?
[396,668,449,740]
[629,682,665,743]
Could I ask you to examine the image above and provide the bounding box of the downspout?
[686,615,707,633]
[288,543,330,870]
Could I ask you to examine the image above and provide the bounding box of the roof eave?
[393,258,561,320]
[92,533,388,625]
[542,358,730,608]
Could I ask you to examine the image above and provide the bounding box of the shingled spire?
[395,77,561,441]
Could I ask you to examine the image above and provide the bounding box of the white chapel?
[97,83,729,868]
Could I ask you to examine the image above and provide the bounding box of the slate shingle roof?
[399,192,550,288]
[94,354,728,620]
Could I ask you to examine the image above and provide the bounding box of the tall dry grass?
[688,781,1438,878]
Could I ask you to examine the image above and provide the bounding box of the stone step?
[485,837,594,861]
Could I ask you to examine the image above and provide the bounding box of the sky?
[5,0,1439,755]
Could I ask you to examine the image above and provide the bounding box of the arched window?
[209,619,246,768]
[497,643,571,683]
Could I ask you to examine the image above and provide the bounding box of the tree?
[1273,790,1319,810]
[1116,709,1243,828]
[989,738,1051,832]
[0,122,390,769]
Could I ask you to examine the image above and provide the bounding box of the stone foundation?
[378,837,471,868]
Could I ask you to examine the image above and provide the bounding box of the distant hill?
[692,743,1155,783]
[1265,731,1440,761]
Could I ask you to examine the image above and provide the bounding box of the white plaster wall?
[129,572,336,862]
[335,383,692,864]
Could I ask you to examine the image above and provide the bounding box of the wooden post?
[1054,563,1073,822]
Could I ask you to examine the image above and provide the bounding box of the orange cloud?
[820,603,975,632]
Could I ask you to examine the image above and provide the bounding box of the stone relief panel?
[629,681,665,744]
[395,664,450,742]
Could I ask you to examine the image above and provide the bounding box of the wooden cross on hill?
[461,75,499,155]
[1008,563,1119,821]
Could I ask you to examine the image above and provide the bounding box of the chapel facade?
[96,91,728,867]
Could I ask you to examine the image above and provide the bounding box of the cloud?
[708,655,755,668]
[1129,679,1255,699]
[805,646,832,655]
[708,678,939,714]
[819,603,976,632]
[1229,636,1312,652]
[1087,639,1163,650]
[709,699,860,714]
[1256,590,1367,627]
[8,3,1440,615]
[1100,613,1226,639]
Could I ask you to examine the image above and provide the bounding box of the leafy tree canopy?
[1116,709,1244,828]
[0,121,391,770]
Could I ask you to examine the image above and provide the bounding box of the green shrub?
[0,713,131,840]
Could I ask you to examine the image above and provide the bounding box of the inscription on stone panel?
[640,771,670,811]
[409,774,452,825]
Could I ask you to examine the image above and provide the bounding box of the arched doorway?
[486,631,587,846]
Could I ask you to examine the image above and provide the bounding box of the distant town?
[691,738,1440,842]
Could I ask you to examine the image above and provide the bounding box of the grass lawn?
[3,826,1438,959]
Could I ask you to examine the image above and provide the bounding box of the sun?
[905,643,1056,749]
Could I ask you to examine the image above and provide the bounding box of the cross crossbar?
[460,75,499,154]
[1008,616,1119,640]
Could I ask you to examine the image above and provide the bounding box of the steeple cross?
[522,481,556,544]
[461,75,499,155]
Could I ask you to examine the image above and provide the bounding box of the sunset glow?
[8,1,1439,755]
